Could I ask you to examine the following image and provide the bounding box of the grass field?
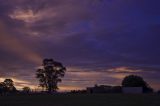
[0,94,159,106]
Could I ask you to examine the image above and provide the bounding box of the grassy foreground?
[0,94,159,106]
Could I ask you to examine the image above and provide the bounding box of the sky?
[0,0,160,91]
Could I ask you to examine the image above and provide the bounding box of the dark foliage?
[22,87,31,93]
[0,79,17,95]
[36,58,66,92]
[122,75,153,93]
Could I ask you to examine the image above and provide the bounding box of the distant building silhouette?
[122,87,143,94]
[86,85,122,93]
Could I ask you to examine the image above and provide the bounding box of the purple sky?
[0,0,160,91]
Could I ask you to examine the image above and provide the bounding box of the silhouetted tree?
[22,87,31,93]
[36,58,66,92]
[3,79,17,93]
[0,79,17,95]
[122,75,153,93]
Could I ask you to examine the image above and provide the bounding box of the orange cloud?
[58,85,83,91]
[9,8,57,24]
[108,66,142,73]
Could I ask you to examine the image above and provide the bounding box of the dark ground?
[0,94,159,106]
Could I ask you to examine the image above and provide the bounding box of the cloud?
[0,20,42,65]
[10,9,42,24]
[108,67,142,73]
[0,0,159,90]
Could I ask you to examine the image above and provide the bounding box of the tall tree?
[36,59,66,92]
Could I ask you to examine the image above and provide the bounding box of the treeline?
[0,79,32,95]
[0,59,159,95]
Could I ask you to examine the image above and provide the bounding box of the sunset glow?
[0,0,160,91]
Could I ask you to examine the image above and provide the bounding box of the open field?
[0,94,160,106]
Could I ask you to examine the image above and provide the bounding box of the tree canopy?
[36,58,66,92]
[122,75,153,93]
[22,87,31,93]
[0,79,16,94]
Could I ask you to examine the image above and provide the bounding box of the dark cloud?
[0,0,160,90]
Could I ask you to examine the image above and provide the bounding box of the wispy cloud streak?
[0,21,42,65]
